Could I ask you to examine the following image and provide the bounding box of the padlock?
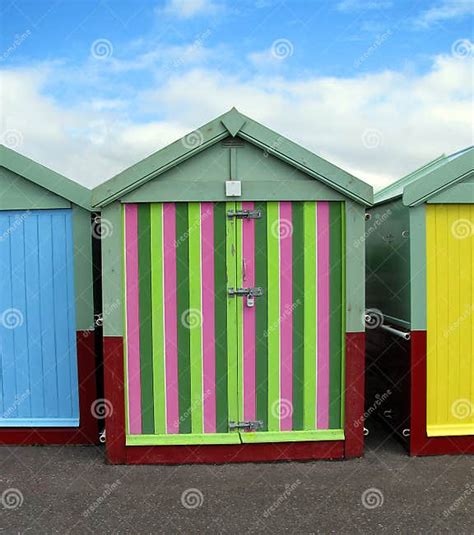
[246,294,255,308]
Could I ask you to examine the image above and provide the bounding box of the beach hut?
[366,147,473,456]
[93,109,373,464]
[0,145,98,444]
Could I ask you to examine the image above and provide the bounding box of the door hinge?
[229,420,263,432]
[227,209,262,220]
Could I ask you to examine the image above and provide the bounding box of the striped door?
[123,201,345,446]
[0,209,79,427]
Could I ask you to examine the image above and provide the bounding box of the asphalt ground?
[1,424,473,534]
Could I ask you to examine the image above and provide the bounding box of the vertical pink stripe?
[201,203,216,433]
[317,202,330,429]
[125,204,142,435]
[163,203,179,433]
[279,202,293,431]
[242,201,256,421]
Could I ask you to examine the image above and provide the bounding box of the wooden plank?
[214,202,229,433]
[291,202,305,431]
[240,429,344,443]
[188,202,203,434]
[303,202,317,430]
[138,204,154,434]
[150,204,166,435]
[175,203,191,434]
[267,202,281,432]
[126,432,241,446]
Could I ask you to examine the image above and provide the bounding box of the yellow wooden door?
[426,204,474,437]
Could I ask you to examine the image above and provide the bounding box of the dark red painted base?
[410,331,474,457]
[0,331,99,446]
[104,333,365,464]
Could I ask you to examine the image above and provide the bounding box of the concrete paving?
[1,427,473,534]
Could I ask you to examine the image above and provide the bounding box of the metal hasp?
[227,209,262,219]
[229,420,264,431]
[227,287,264,297]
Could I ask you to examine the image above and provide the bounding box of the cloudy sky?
[0,0,472,190]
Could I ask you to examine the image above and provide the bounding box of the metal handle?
[380,324,411,341]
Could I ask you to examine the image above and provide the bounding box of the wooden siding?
[0,209,79,427]
[426,204,474,437]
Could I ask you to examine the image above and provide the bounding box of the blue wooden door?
[0,209,79,427]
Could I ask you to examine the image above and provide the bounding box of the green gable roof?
[374,146,474,206]
[92,108,373,208]
[0,145,92,211]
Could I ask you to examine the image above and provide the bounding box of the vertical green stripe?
[329,202,343,429]
[151,204,166,435]
[235,202,244,418]
[267,202,280,432]
[138,204,154,434]
[303,202,317,430]
[340,205,346,426]
[292,202,305,431]
[188,203,203,434]
[176,203,191,434]
[255,202,268,431]
[226,202,239,425]
[214,202,228,433]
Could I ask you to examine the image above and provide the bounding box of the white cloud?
[414,0,474,28]
[1,54,471,191]
[160,0,221,18]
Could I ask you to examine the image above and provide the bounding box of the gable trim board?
[92,108,373,208]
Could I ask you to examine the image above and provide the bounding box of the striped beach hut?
[366,147,473,456]
[92,109,373,464]
[0,145,98,445]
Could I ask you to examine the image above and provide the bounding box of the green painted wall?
[366,199,411,326]
[121,139,346,203]
[0,167,70,210]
